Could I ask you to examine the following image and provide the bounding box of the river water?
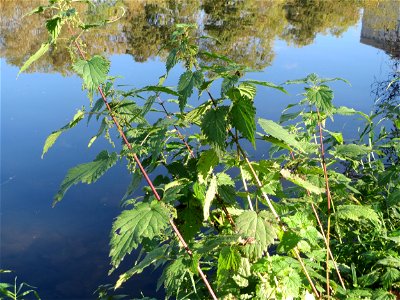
[1,1,399,299]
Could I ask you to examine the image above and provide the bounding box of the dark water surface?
[1,1,399,299]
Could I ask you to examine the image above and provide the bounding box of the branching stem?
[68,25,218,300]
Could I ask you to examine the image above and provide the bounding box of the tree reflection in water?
[1,0,396,74]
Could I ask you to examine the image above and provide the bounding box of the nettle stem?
[316,108,333,298]
[68,25,218,300]
[289,152,345,290]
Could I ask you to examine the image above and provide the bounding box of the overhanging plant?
[17,1,400,299]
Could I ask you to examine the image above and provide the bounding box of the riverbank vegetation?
[9,0,400,299]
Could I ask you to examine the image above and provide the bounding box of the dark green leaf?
[305,85,334,115]
[177,70,204,111]
[46,17,62,41]
[230,95,256,146]
[201,106,229,155]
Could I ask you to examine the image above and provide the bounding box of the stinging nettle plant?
[19,1,400,299]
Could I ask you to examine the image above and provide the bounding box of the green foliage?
[73,55,110,101]
[53,150,118,206]
[42,109,85,158]
[236,210,278,261]
[110,201,171,270]
[20,6,400,299]
[0,274,41,300]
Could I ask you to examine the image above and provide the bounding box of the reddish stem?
[68,26,218,300]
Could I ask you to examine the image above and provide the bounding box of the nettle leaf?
[217,246,241,286]
[280,169,325,194]
[18,42,50,76]
[332,144,371,160]
[73,55,110,94]
[258,118,304,153]
[203,175,217,220]
[158,257,191,297]
[236,210,277,260]
[197,149,219,184]
[305,85,334,115]
[46,16,62,41]
[243,79,288,94]
[201,106,229,155]
[42,109,85,158]
[177,70,204,111]
[229,91,256,146]
[185,100,212,125]
[166,48,178,73]
[221,75,240,97]
[335,205,380,224]
[137,85,180,97]
[110,201,171,270]
[53,150,117,206]
[115,244,168,289]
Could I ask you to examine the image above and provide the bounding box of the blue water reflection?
[1,6,397,300]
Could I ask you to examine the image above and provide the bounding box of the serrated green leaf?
[73,55,110,93]
[236,210,277,260]
[53,150,117,205]
[230,96,256,146]
[333,144,371,160]
[18,42,50,76]
[42,131,62,159]
[158,257,190,297]
[217,246,241,286]
[197,149,219,184]
[280,169,325,194]
[46,16,62,41]
[110,201,171,269]
[335,205,380,224]
[277,230,302,253]
[115,244,168,289]
[177,70,204,111]
[201,106,229,155]
[258,118,304,153]
[305,85,334,115]
[141,95,157,116]
[221,75,239,97]
[166,48,178,72]
[185,100,212,125]
[177,204,202,241]
[137,85,180,97]
[42,109,85,158]
[203,175,217,220]
[243,79,288,94]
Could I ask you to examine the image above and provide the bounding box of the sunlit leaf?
[73,55,110,94]
[258,118,304,153]
[335,205,380,224]
[203,175,217,220]
[53,150,117,205]
[115,245,168,289]
[280,169,325,194]
[110,201,171,269]
[18,42,50,76]
[236,210,277,260]
[42,109,85,158]
[197,149,219,184]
